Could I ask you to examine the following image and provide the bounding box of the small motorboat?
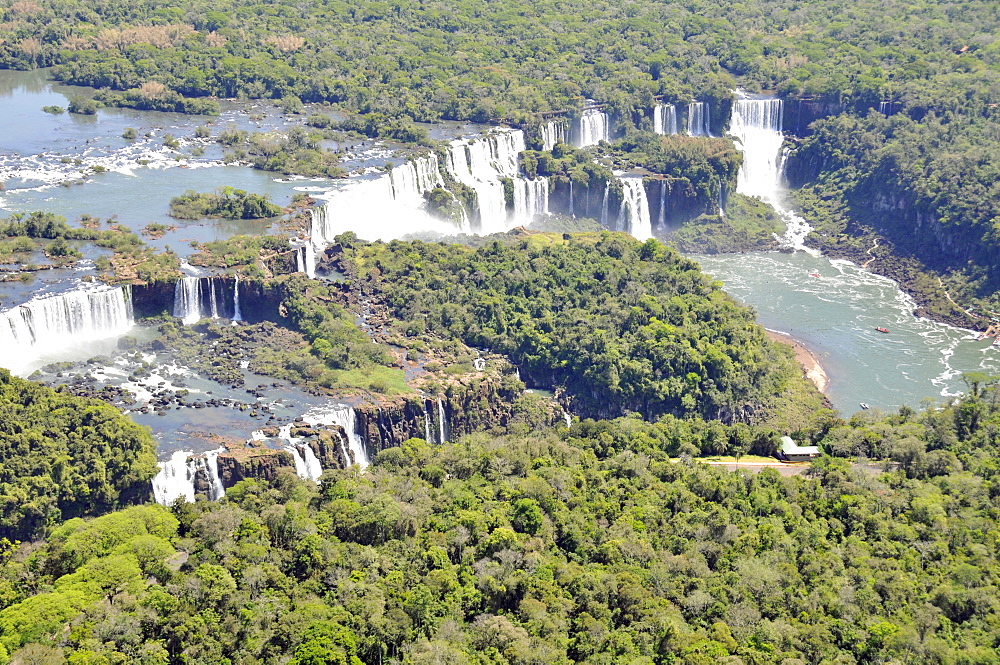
[874,327,890,334]
[809,273,820,277]
[859,403,870,410]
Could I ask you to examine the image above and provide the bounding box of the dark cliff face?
[546,176,718,232]
[308,428,356,469]
[782,98,847,137]
[130,277,285,323]
[216,449,296,486]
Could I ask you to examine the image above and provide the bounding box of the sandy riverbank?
[767,330,829,393]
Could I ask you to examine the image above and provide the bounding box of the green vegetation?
[788,110,1000,321]
[169,187,282,220]
[218,126,345,178]
[341,232,819,425]
[667,194,782,254]
[0,369,157,541]
[2,0,994,128]
[187,235,292,273]
[5,379,1000,662]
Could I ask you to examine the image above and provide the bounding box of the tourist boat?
[809,273,820,277]
[874,327,890,333]
[860,403,870,410]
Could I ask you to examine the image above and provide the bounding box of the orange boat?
[874,327,890,334]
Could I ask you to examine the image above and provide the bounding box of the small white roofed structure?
[779,436,820,462]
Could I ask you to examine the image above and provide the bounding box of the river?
[0,71,990,432]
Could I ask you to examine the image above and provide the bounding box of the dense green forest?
[0,370,157,542]
[1,0,998,123]
[168,187,281,220]
[340,232,821,426]
[3,378,1000,663]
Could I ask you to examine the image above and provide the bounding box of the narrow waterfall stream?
[692,94,1000,414]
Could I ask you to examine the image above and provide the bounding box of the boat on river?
[860,403,870,410]
[874,327,890,334]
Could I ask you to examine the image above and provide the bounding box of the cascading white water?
[512,177,549,223]
[540,120,568,150]
[232,275,242,322]
[568,181,574,217]
[301,444,323,480]
[437,398,448,443]
[201,450,225,500]
[310,152,464,245]
[173,277,235,324]
[600,183,610,227]
[327,406,370,468]
[653,104,678,135]
[283,440,308,478]
[687,102,711,136]
[658,180,668,229]
[297,241,316,279]
[729,95,814,252]
[311,129,549,243]
[423,400,434,444]
[563,410,572,428]
[616,178,653,241]
[446,131,525,234]
[0,286,134,374]
[173,277,205,325]
[152,450,195,504]
[152,448,226,504]
[574,109,610,148]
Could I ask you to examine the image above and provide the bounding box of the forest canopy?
[339,232,819,426]
[0,370,158,541]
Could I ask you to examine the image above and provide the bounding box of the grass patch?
[327,366,412,396]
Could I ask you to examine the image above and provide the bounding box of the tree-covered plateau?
[2,379,1000,663]
[0,370,158,542]
[338,232,822,427]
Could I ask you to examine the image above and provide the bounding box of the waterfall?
[573,109,610,148]
[326,406,370,468]
[298,242,316,279]
[275,422,326,482]
[152,450,195,505]
[568,181,574,217]
[729,95,814,252]
[152,448,225,504]
[173,277,233,324]
[437,398,448,443]
[310,152,463,245]
[600,183,610,228]
[658,180,668,230]
[232,275,242,322]
[200,450,225,501]
[687,102,711,136]
[563,410,572,428]
[445,130,528,234]
[540,119,568,150]
[173,277,203,324]
[616,178,652,241]
[653,104,678,135]
[284,440,308,478]
[423,400,434,444]
[309,128,553,243]
[512,177,548,225]
[0,286,134,374]
[879,101,894,115]
[207,279,219,318]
